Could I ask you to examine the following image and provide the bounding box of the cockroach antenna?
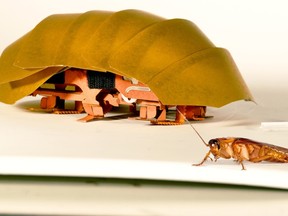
[176,108,209,146]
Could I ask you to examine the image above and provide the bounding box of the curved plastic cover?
[0,9,253,106]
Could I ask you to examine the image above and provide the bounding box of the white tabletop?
[1,94,288,189]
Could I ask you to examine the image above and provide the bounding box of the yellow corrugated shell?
[0,9,253,106]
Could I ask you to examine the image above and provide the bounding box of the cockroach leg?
[239,161,246,170]
[193,150,212,166]
[249,155,271,163]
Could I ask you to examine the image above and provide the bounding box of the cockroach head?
[208,139,220,152]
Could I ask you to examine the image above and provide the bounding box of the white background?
[1,1,288,215]
[1,0,288,189]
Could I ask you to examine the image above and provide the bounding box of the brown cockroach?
[178,109,288,170]
[194,137,288,170]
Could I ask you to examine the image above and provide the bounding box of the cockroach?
[194,137,288,170]
[179,110,288,170]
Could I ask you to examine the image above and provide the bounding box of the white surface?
[261,122,288,131]
[0,96,288,189]
[0,157,288,189]
[1,0,288,190]
[0,179,287,216]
